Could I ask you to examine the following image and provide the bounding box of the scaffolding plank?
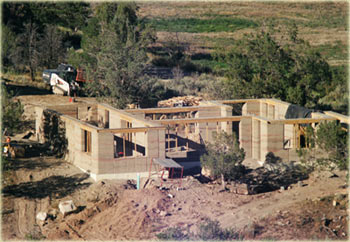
[153,158,183,168]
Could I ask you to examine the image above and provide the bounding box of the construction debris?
[228,183,251,195]
[59,200,77,216]
[9,145,25,158]
[157,96,203,107]
[36,212,48,221]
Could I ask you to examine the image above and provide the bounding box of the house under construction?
[34,98,349,181]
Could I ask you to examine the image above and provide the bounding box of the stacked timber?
[157,96,203,107]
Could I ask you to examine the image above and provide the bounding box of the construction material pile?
[157,96,203,107]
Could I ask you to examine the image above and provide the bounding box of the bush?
[156,218,240,241]
[315,121,348,170]
[1,83,24,135]
[156,227,190,241]
[42,110,67,157]
[197,218,240,240]
[165,73,225,99]
[200,131,246,187]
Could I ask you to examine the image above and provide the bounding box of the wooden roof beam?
[97,126,165,134]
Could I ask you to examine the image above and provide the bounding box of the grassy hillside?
[138,1,348,67]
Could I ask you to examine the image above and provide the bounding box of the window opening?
[114,133,145,158]
[105,110,109,128]
[83,129,91,153]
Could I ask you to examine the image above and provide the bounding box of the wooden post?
[186,124,189,151]
[167,126,170,151]
[144,131,147,156]
[206,122,209,142]
[297,124,300,148]
[123,134,126,157]
[293,124,296,148]
[175,125,178,151]
[134,132,137,154]
[216,122,219,133]
[153,114,155,120]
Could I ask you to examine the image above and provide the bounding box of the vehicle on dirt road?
[43,64,86,96]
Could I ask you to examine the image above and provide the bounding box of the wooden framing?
[98,126,164,133]
[125,106,202,114]
[154,116,244,125]
[324,111,350,124]
[271,117,337,125]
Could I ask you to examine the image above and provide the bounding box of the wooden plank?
[324,111,350,124]
[134,132,137,152]
[271,117,337,125]
[126,106,202,114]
[206,122,208,141]
[154,116,244,125]
[167,127,170,150]
[123,134,126,157]
[97,103,157,126]
[220,99,257,104]
[185,124,189,150]
[97,126,165,133]
[175,128,178,151]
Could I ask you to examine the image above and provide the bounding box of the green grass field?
[139,1,348,67]
[147,17,258,33]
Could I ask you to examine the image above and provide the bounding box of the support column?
[260,122,288,161]
[239,117,252,159]
[252,119,261,160]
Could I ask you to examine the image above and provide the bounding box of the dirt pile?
[41,188,172,240]
[243,192,349,240]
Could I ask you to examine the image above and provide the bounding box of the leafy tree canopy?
[315,121,348,170]
[1,84,24,135]
[71,2,158,108]
[3,2,90,33]
[216,24,333,109]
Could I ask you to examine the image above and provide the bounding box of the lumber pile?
[158,96,203,108]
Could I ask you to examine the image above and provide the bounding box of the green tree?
[216,25,333,109]
[11,22,41,81]
[3,2,90,74]
[315,121,348,170]
[73,2,157,108]
[3,2,90,33]
[200,131,245,190]
[1,24,16,69]
[39,25,66,69]
[318,66,348,114]
[1,84,24,135]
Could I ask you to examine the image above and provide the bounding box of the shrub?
[42,110,68,157]
[1,83,24,135]
[156,218,240,241]
[197,218,240,240]
[200,131,246,189]
[165,73,225,99]
[315,121,348,170]
[156,227,189,240]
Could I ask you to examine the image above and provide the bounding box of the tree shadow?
[241,154,311,194]
[2,173,91,199]
[3,157,63,172]
[4,82,51,96]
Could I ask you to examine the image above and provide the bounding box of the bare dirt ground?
[1,93,349,240]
